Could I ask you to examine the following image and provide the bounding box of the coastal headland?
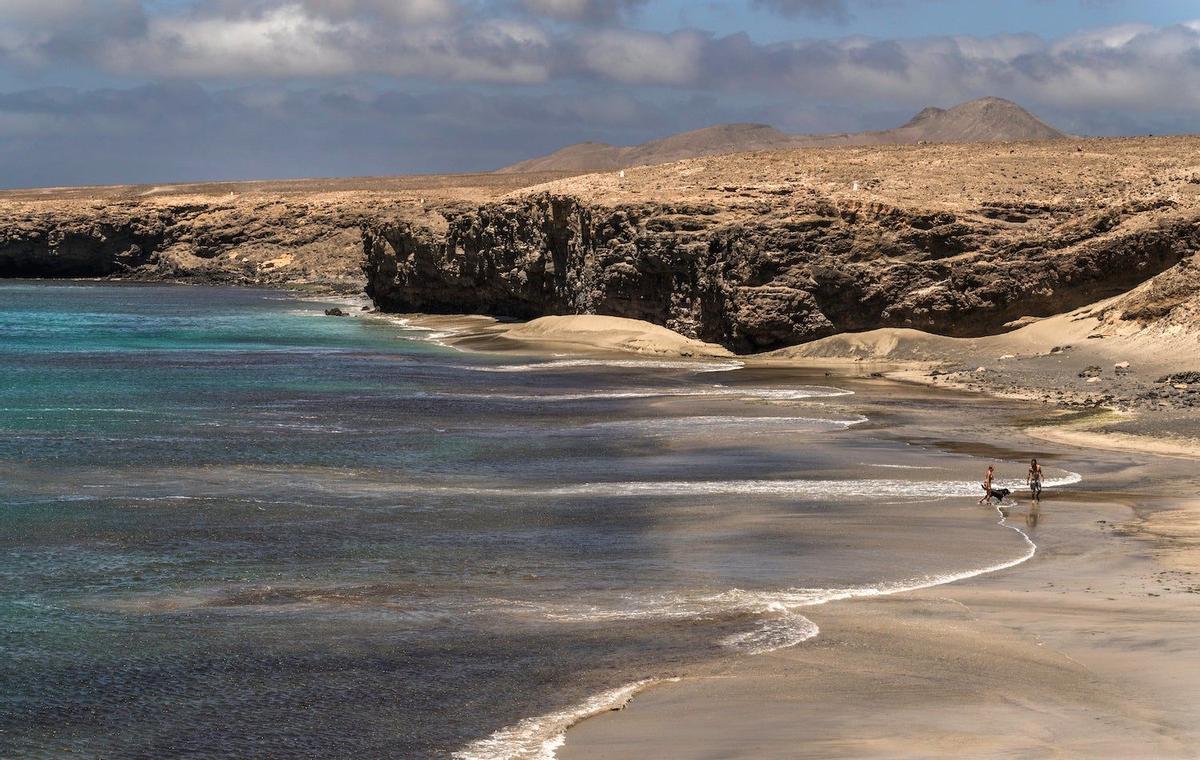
[6,138,1199,370]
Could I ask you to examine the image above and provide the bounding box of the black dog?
[982,487,1011,504]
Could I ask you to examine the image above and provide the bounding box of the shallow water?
[0,283,1067,758]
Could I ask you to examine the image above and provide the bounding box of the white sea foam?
[582,415,868,433]
[453,678,676,760]
[440,470,1080,500]
[449,385,853,402]
[468,484,1051,759]
[471,358,745,373]
[370,315,464,347]
[720,610,820,652]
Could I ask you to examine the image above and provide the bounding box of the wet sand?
[558,386,1200,758]
[364,309,1200,757]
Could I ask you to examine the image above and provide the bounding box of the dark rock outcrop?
[0,212,167,277]
[364,192,1200,353]
[0,198,414,291]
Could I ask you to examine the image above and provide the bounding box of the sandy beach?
[555,380,1200,758]
[396,311,1200,758]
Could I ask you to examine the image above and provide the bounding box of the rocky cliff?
[367,138,1200,352]
[5,138,1200,355]
[0,198,376,290]
[0,173,566,292]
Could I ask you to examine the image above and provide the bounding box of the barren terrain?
[0,171,571,291]
[5,135,1200,414]
[500,97,1066,173]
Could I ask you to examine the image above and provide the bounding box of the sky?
[0,0,1197,188]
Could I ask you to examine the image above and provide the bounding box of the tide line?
[461,486,1050,760]
[453,679,679,760]
[468,358,745,373]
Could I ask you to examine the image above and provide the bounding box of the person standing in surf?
[1027,458,1044,501]
[978,465,996,504]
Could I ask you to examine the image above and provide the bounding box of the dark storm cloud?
[0,82,729,187]
[0,1,1198,186]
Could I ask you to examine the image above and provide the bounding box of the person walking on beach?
[1027,458,1044,502]
[978,465,996,504]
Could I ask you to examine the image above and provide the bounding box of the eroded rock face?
[364,192,1200,352]
[0,212,168,277]
[7,139,1200,353]
[0,198,409,291]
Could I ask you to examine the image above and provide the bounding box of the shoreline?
[350,307,1200,759]
[459,496,1045,759]
[554,435,1200,759]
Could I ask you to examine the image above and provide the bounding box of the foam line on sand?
[456,486,1049,759]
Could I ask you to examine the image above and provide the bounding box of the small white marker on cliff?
[619,170,625,179]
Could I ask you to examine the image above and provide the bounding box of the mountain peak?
[498,97,1066,173]
[904,106,946,127]
[904,97,1066,142]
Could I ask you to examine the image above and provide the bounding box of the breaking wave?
[452,679,676,760]
[432,470,1080,501]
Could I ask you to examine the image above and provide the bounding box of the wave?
[714,499,1037,654]
[366,315,465,347]
[465,496,1045,759]
[582,415,869,433]
[470,358,745,373]
[439,471,1080,500]
[449,385,853,402]
[453,679,676,760]
[0,407,147,413]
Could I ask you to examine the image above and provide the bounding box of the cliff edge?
[367,137,1200,352]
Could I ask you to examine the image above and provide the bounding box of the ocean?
[0,282,1077,758]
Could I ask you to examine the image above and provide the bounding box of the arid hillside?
[498,97,1066,173]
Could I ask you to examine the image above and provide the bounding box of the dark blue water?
[0,282,1046,758]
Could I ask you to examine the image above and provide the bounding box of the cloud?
[87,4,553,83]
[3,3,1200,187]
[299,0,460,23]
[577,29,704,84]
[0,82,727,186]
[5,1,1200,115]
[99,5,357,78]
[0,0,145,69]
[521,0,647,24]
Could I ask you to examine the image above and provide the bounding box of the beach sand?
[367,309,1200,758]
[553,376,1200,759]
[392,313,733,358]
[558,421,1200,758]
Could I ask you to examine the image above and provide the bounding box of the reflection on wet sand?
[1026,501,1040,529]
[999,499,1041,531]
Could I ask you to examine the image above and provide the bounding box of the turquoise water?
[0,282,1046,758]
